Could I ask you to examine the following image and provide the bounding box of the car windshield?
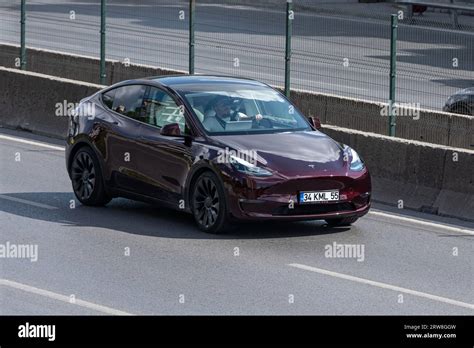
[179,83,311,135]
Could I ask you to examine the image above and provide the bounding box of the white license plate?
[299,190,339,203]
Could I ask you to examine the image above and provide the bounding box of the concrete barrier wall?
[1,43,472,149]
[290,89,474,149]
[0,43,183,86]
[324,125,474,220]
[0,67,102,138]
[0,66,473,221]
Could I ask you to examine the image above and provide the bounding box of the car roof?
[146,74,268,88]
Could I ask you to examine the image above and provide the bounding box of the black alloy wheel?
[71,147,111,206]
[192,172,229,233]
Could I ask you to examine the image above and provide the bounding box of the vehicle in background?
[443,87,474,115]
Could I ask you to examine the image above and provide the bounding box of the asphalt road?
[0,128,473,315]
[0,0,473,110]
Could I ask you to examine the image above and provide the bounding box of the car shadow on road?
[0,192,351,240]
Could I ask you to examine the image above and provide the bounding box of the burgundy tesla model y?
[66,76,371,233]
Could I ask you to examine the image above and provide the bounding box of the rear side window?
[102,89,115,109]
[111,85,147,121]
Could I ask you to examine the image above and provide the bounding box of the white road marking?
[311,80,368,92]
[0,134,65,151]
[0,194,58,210]
[0,278,133,315]
[288,263,474,310]
[368,210,474,235]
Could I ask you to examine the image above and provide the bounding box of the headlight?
[230,155,272,177]
[347,147,365,171]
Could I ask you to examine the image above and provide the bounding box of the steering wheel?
[258,117,273,129]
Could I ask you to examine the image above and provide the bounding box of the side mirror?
[160,123,181,136]
[308,116,322,130]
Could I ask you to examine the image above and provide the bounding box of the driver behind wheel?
[203,95,263,131]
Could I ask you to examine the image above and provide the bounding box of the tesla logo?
[308,164,315,169]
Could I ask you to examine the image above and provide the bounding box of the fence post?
[100,0,107,85]
[189,0,195,74]
[284,0,293,98]
[20,0,26,70]
[388,14,398,137]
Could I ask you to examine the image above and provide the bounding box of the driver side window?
[145,87,185,132]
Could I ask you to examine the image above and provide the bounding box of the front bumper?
[236,198,371,221]
[222,170,372,222]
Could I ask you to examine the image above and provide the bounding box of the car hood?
[212,131,348,177]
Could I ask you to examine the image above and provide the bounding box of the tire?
[191,171,230,234]
[70,146,111,206]
[325,216,358,227]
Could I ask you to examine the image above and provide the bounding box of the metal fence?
[1,0,473,136]
[291,6,392,101]
[105,0,188,73]
[194,0,286,88]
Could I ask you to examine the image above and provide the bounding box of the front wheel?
[191,172,230,234]
[325,216,358,227]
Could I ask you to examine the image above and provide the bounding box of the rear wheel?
[71,147,111,206]
[325,216,358,227]
[191,172,230,234]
